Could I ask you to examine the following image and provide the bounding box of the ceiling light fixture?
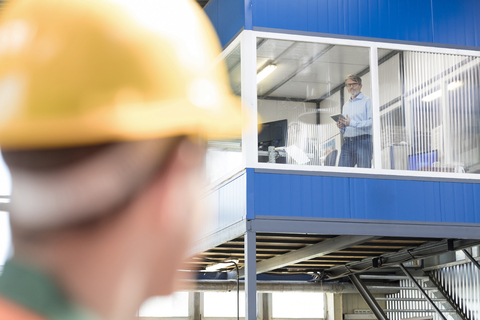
[422,90,442,102]
[257,64,277,84]
[447,81,463,91]
[205,260,239,272]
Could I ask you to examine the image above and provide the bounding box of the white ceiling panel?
[257,39,295,61]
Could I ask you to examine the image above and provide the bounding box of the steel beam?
[238,235,374,278]
[325,239,480,279]
[180,280,400,294]
[348,274,389,320]
[399,263,447,320]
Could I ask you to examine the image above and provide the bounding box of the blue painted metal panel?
[253,172,480,224]
[431,0,480,47]
[250,0,479,48]
[204,0,246,47]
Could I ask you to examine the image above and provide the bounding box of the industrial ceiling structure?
[186,234,480,279]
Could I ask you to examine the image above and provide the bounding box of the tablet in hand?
[330,113,346,122]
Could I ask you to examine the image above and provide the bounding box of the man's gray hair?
[345,74,362,85]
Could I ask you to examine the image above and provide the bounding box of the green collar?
[0,259,100,320]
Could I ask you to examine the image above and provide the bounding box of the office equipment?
[324,149,338,166]
[258,119,288,163]
[330,113,346,122]
[408,150,438,170]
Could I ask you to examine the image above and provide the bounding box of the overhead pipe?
[179,280,400,294]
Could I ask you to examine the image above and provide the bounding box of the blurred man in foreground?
[0,0,242,319]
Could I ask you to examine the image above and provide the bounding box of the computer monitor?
[408,150,438,170]
[258,119,288,163]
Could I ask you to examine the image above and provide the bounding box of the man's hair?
[345,74,362,85]
[2,138,181,235]
[2,144,111,172]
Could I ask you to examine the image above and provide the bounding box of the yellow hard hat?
[0,0,243,150]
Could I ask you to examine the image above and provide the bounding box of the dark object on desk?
[258,119,288,163]
[324,149,338,166]
[330,113,346,122]
[408,150,437,171]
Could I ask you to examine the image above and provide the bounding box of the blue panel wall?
[431,0,480,47]
[204,0,245,47]
[205,0,480,48]
[252,171,480,223]
[252,0,480,47]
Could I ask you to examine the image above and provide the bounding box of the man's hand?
[336,121,345,129]
[339,115,351,127]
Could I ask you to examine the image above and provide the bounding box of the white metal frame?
[227,29,480,183]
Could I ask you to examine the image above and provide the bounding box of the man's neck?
[350,92,361,100]
[13,221,149,320]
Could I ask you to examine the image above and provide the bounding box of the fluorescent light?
[205,260,238,272]
[422,90,442,102]
[257,64,277,84]
[448,81,463,91]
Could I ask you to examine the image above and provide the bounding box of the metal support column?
[462,249,480,271]
[260,293,271,320]
[188,292,203,320]
[245,229,257,320]
[399,263,447,320]
[348,274,388,320]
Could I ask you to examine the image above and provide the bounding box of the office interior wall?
[258,99,316,124]
[379,50,480,173]
[377,53,405,169]
[319,91,342,166]
[342,293,386,316]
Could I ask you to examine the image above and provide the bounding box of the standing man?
[336,74,373,168]
[0,0,243,319]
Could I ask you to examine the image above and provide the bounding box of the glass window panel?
[272,292,325,319]
[205,44,243,184]
[378,49,480,173]
[257,38,373,169]
[138,292,189,317]
[204,291,246,317]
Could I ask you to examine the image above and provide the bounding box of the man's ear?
[136,138,205,234]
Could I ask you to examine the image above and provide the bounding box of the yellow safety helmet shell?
[0,0,243,149]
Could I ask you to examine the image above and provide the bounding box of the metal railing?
[429,261,480,320]
[385,256,480,320]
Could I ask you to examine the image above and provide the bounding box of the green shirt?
[0,260,100,320]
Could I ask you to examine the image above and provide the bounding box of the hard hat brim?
[0,94,245,150]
